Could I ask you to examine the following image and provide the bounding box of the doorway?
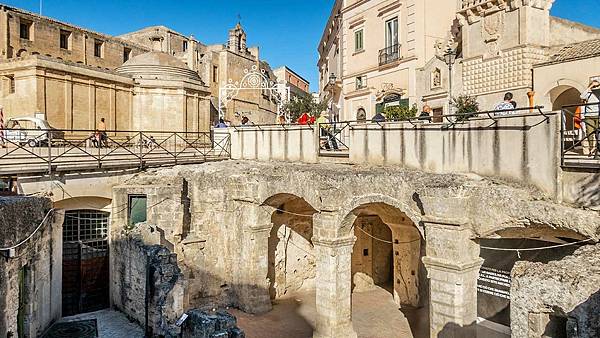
[62,210,110,316]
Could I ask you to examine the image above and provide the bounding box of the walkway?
[232,287,416,338]
[43,309,144,338]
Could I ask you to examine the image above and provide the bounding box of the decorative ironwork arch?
[218,65,291,121]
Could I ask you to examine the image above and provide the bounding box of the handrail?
[0,128,231,175]
[560,102,600,167]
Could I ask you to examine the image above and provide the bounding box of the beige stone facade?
[319,0,458,121]
[273,66,310,100]
[0,5,283,130]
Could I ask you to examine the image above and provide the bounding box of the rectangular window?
[213,65,218,83]
[128,195,147,227]
[6,75,15,94]
[19,20,32,40]
[354,29,364,52]
[356,75,367,90]
[60,30,71,50]
[183,40,188,52]
[385,17,399,48]
[123,47,132,62]
[94,40,103,58]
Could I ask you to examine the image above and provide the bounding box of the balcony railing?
[379,44,400,66]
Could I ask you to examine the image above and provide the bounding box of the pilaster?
[313,236,358,338]
[422,223,483,338]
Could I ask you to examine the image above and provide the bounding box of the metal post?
[448,62,453,116]
[47,130,52,174]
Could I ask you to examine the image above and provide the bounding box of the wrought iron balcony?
[379,44,400,66]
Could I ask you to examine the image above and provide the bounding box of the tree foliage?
[452,95,479,121]
[282,93,328,121]
[383,104,419,121]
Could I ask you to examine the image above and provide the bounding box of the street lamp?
[443,47,457,116]
[329,72,337,86]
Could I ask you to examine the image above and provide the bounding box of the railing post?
[139,132,143,170]
[47,130,52,174]
[560,109,565,167]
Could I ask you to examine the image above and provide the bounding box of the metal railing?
[0,128,231,175]
[318,121,351,157]
[379,44,400,66]
[561,102,600,168]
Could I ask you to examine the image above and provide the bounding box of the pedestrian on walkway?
[580,80,600,157]
[494,92,516,116]
[98,117,108,147]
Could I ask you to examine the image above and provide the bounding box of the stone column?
[313,236,357,338]
[422,223,483,338]
[234,202,273,314]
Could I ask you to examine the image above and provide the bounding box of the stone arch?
[338,194,423,239]
[339,196,428,337]
[540,80,586,111]
[54,196,112,211]
[260,193,318,301]
[476,224,591,330]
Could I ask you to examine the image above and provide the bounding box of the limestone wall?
[111,234,184,337]
[0,5,147,68]
[0,196,61,338]
[0,55,134,130]
[230,125,319,163]
[349,113,560,196]
[511,244,600,338]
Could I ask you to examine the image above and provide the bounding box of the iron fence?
[561,102,600,169]
[318,121,351,157]
[0,128,231,175]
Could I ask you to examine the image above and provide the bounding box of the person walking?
[98,117,108,147]
[580,80,600,157]
[494,92,516,116]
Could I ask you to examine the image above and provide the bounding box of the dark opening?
[19,21,31,40]
[60,30,70,49]
[94,40,103,58]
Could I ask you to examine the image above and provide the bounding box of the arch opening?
[263,193,317,301]
[348,202,428,338]
[477,226,591,332]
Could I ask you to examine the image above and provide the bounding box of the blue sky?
[2,0,598,92]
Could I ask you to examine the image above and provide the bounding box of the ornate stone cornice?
[459,0,555,23]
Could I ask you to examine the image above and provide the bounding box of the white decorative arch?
[219,65,291,121]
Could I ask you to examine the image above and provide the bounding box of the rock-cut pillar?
[422,223,483,338]
[313,236,358,338]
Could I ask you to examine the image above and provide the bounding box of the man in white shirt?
[494,92,515,116]
[580,80,600,157]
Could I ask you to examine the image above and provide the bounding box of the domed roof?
[121,51,188,68]
[116,51,202,82]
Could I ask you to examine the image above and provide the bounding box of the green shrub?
[452,95,479,121]
[384,104,418,121]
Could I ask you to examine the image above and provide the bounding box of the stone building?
[416,0,600,113]
[273,66,310,100]
[0,5,284,131]
[318,0,459,121]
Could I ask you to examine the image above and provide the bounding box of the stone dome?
[116,51,201,81]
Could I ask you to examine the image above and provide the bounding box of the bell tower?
[228,23,247,54]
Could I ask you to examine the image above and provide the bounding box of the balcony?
[379,44,400,66]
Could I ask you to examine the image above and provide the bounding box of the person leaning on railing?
[580,80,600,158]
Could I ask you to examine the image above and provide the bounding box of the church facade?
[0,4,282,132]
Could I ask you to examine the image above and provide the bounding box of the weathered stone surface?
[181,309,245,338]
[111,228,184,338]
[511,244,600,338]
[0,196,61,338]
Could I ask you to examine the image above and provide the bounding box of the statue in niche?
[431,68,442,88]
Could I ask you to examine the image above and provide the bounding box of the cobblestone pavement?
[58,309,144,338]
